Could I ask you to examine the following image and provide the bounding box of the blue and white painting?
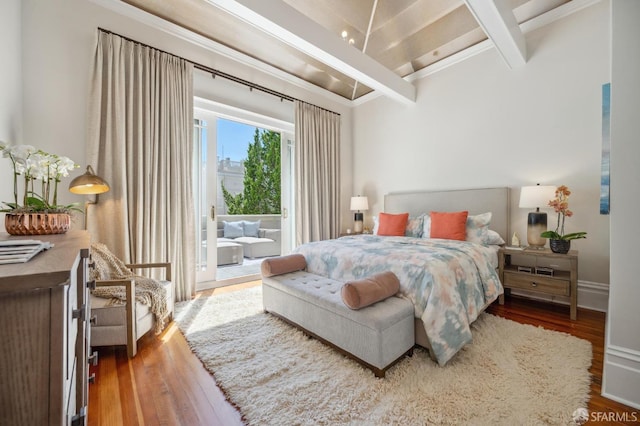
[600,83,610,215]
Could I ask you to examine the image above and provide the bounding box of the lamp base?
[527,211,547,248]
[353,212,363,233]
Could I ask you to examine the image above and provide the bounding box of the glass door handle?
[210,205,216,220]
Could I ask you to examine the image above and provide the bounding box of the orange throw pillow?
[377,212,409,236]
[430,211,469,241]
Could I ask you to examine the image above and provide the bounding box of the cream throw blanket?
[90,242,169,334]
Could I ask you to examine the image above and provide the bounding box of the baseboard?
[196,273,261,291]
[576,281,610,312]
[510,280,609,313]
[603,345,640,410]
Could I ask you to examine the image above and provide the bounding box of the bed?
[293,187,510,366]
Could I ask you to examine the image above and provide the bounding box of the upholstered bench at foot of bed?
[262,271,415,378]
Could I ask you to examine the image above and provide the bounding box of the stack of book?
[0,240,54,264]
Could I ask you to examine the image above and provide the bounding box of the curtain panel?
[294,101,341,244]
[87,31,196,301]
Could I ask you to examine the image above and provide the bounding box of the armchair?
[90,262,174,357]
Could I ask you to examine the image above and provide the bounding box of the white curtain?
[87,31,196,301]
[294,101,341,244]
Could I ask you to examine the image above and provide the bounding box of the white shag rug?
[175,286,592,425]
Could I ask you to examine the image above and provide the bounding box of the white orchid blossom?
[56,156,76,177]
[28,153,51,182]
[13,158,27,175]
[8,145,36,161]
[1,143,80,212]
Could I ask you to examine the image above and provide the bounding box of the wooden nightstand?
[498,247,578,320]
[339,231,363,237]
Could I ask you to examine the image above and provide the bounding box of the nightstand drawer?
[503,272,570,296]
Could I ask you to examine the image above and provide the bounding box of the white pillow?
[485,229,505,245]
[465,212,492,244]
[422,215,431,238]
[405,214,425,238]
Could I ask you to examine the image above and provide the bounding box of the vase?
[4,212,71,236]
[549,239,571,254]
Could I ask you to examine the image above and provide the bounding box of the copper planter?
[5,212,71,235]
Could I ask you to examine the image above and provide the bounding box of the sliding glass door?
[194,99,294,290]
[194,110,218,284]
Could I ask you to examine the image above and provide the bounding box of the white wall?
[7,0,613,287]
[15,0,353,229]
[0,0,22,228]
[352,2,610,286]
[603,0,640,410]
[0,0,21,143]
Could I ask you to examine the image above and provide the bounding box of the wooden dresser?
[0,230,92,425]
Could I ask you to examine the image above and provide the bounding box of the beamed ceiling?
[121,0,573,103]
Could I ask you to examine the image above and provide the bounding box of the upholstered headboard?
[384,187,511,242]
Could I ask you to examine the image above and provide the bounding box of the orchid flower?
[540,185,587,241]
[1,143,80,213]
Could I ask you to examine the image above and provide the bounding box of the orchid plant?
[0,141,81,214]
[540,185,587,241]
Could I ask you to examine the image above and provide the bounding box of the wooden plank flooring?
[88,283,256,426]
[88,283,638,425]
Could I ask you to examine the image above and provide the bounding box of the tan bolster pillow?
[341,271,400,310]
[261,254,307,277]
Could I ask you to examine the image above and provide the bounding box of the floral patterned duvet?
[293,234,503,366]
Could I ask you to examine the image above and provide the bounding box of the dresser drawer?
[503,271,570,296]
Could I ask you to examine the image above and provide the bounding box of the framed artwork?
[600,82,610,215]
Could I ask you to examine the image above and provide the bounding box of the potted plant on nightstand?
[540,185,587,253]
[1,141,80,235]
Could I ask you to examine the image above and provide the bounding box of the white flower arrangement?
[0,141,80,213]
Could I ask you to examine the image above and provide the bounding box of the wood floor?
[88,282,638,425]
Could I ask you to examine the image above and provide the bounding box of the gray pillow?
[243,220,261,238]
[223,221,244,239]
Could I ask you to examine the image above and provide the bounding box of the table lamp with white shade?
[350,195,369,233]
[519,184,556,249]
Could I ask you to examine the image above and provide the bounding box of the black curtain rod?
[97,28,340,116]
[192,63,294,102]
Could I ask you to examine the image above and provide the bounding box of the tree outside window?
[221,128,281,215]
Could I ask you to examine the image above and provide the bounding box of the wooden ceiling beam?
[464,0,527,68]
[205,0,416,104]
